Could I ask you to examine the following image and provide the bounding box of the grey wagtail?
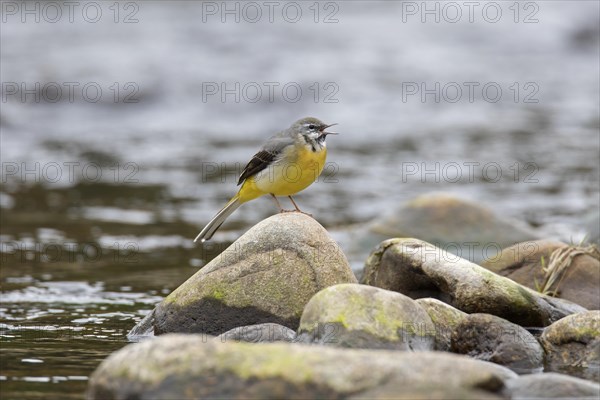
[194,117,337,242]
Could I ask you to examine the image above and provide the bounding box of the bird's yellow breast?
[238,143,327,202]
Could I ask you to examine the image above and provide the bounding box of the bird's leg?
[288,196,312,217]
[288,196,302,212]
[270,194,292,213]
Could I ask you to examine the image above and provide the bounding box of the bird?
[194,117,337,243]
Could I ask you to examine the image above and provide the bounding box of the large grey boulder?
[296,284,435,350]
[358,193,538,263]
[129,213,357,336]
[88,334,517,399]
[362,238,586,327]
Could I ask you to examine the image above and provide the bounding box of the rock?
[362,238,586,327]
[88,334,517,399]
[450,313,544,373]
[129,213,357,336]
[482,239,600,310]
[540,310,600,381]
[416,298,467,351]
[217,323,296,343]
[359,193,538,263]
[505,373,600,399]
[296,284,435,350]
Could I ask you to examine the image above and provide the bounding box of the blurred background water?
[1,1,599,398]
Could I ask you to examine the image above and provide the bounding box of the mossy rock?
[416,298,467,351]
[297,284,435,350]
[88,335,517,399]
[540,310,600,381]
[130,213,356,336]
[362,238,586,327]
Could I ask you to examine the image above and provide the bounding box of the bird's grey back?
[262,129,295,154]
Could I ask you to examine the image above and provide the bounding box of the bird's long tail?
[194,196,242,243]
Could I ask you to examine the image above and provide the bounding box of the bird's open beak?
[320,123,338,136]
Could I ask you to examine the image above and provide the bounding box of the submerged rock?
[482,239,600,310]
[540,310,600,381]
[217,323,296,343]
[505,372,600,399]
[359,193,538,263]
[88,334,517,399]
[129,213,356,336]
[450,313,544,373]
[416,298,467,351]
[362,238,586,327]
[296,284,435,350]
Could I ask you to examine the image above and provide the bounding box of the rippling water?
[1,1,599,398]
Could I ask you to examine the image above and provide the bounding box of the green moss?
[107,341,319,385]
[220,342,316,382]
[480,267,537,311]
[374,305,403,334]
[163,279,248,307]
[502,280,537,311]
[546,311,600,344]
[427,312,440,324]
[162,250,314,316]
[571,325,600,340]
[331,314,349,329]
[300,284,434,342]
[212,289,225,300]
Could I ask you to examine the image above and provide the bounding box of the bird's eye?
[308,124,316,130]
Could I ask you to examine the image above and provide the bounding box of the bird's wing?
[237,135,293,185]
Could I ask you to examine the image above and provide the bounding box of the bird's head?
[291,117,338,145]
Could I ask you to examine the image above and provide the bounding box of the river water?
[1,1,599,398]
